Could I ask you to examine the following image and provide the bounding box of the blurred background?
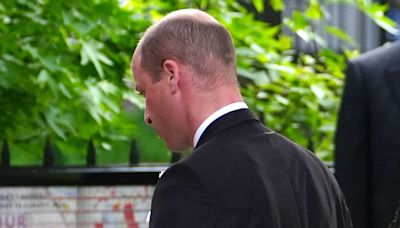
[0,0,398,166]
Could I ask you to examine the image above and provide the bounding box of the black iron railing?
[0,139,178,186]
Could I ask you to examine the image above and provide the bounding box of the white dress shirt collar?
[193,102,248,147]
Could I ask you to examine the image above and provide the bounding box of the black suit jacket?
[335,41,400,228]
[150,109,352,227]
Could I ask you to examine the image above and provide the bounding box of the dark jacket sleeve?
[149,163,219,228]
[335,60,369,228]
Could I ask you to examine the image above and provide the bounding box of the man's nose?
[144,109,152,125]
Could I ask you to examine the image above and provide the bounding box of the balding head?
[135,9,237,87]
[162,9,219,23]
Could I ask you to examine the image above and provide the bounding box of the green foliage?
[327,0,399,35]
[0,0,394,165]
[124,0,391,161]
[225,12,347,160]
[0,0,170,165]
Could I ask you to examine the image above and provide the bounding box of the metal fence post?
[1,140,10,167]
[170,152,181,163]
[129,139,139,165]
[86,139,96,166]
[43,138,55,167]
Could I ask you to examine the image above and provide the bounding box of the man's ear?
[162,59,180,94]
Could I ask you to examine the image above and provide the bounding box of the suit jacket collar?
[195,109,259,148]
[385,66,400,109]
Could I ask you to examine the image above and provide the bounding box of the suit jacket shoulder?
[151,109,352,228]
[352,41,400,69]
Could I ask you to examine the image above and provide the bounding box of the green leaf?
[265,63,296,75]
[80,40,113,78]
[292,10,308,30]
[46,112,66,140]
[123,92,145,110]
[270,0,284,11]
[253,0,264,13]
[311,84,326,100]
[372,16,399,35]
[325,26,356,44]
[344,49,360,59]
[360,3,399,34]
[305,2,322,20]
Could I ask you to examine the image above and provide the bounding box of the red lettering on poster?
[123,203,139,228]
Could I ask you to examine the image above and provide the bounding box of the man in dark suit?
[335,41,400,228]
[131,9,352,227]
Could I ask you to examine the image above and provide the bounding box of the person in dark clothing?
[335,41,400,228]
[132,8,353,228]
